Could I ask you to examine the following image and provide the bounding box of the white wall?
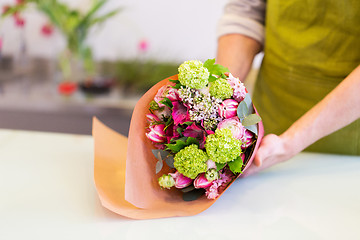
[0,0,227,62]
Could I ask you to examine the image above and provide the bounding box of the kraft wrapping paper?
[93,75,264,219]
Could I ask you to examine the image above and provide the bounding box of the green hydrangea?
[178,60,210,89]
[205,128,242,164]
[174,144,208,179]
[158,174,175,189]
[209,78,233,100]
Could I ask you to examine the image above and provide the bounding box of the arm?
[216,0,265,81]
[217,34,262,81]
[245,65,360,176]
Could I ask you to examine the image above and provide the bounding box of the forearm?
[216,34,262,82]
[281,65,360,156]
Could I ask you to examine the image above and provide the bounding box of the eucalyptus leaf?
[165,155,175,169]
[155,160,163,174]
[237,101,248,120]
[151,149,170,161]
[182,188,205,201]
[242,114,262,127]
[243,93,254,115]
[244,124,258,136]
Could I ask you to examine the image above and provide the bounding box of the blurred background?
[0,0,257,136]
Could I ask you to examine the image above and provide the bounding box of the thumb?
[253,137,273,167]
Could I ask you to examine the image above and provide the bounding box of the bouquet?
[145,59,262,201]
[92,59,263,219]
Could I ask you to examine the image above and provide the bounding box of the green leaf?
[242,114,262,127]
[216,162,226,171]
[203,58,229,76]
[182,188,205,201]
[165,137,199,153]
[182,121,193,126]
[208,75,218,83]
[228,155,244,174]
[173,83,182,89]
[149,100,160,110]
[159,97,173,109]
[203,58,215,69]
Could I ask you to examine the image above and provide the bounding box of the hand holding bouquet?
[146,59,262,201]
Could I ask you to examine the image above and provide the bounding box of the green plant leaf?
[242,114,262,127]
[243,93,254,115]
[159,97,173,109]
[216,162,226,171]
[203,58,229,76]
[165,137,199,153]
[149,100,160,110]
[208,75,218,83]
[182,188,205,201]
[228,155,244,174]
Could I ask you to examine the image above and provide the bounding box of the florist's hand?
[241,134,293,177]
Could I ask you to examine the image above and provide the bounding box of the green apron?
[253,0,360,155]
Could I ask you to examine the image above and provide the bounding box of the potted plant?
[1,0,121,95]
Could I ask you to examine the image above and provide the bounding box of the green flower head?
[174,144,208,179]
[205,128,242,164]
[209,78,233,100]
[178,60,210,89]
[158,174,175,189]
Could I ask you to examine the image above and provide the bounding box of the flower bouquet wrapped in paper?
[93,59,264,219]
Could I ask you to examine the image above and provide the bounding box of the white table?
[0,128,359,240]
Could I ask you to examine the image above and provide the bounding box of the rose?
[218,99,238,119]
[217,117,246,140]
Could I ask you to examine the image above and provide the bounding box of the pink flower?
[153,106,171,120]
[138,39,149,52]
[172,101,189,125]
[194,173,213,189]
[205,184,219,200]
[241,129,254,149]
[218,99,238,118]
[206,160,216,170]
[41,23,54,36]
[14,14,25,27]
[218,117,246,140]
[183,123,206,149]
[146,113,160,123]
[146,124,166,143]
[170,171,192,189]
[154,85,178,107]
[227,73,247,102]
